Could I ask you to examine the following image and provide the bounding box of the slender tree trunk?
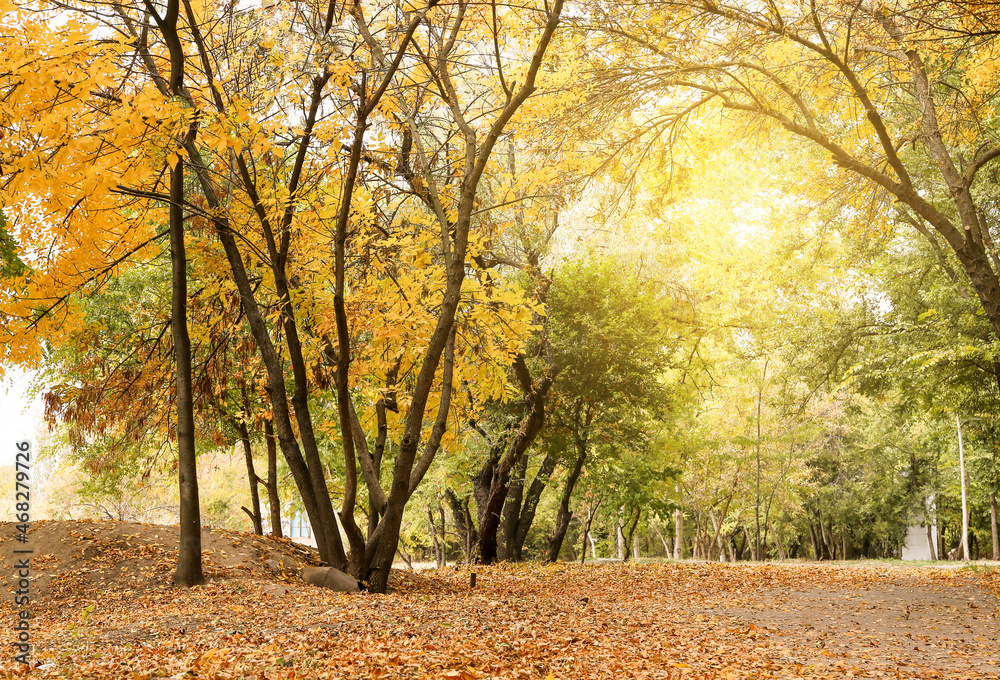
[615,507,625,560]
[237,424,264,535]
[176,139,343,567]
[476,367,552,565]
[744,526,756,561]
[511,451,558,560]
[925,521,937,561]
[622,509,641,563]
[769,518,786,561]
[990,493,999,561]
[710,510,725,562]
[445,489,477,563]
[732,528,746,560]
[693,511,703,560]
[170,151,204,588]
[754,361,767,563]
[428,507,444,567]
[755,407,762,560]
[673,508,684,560]
[499,453,528,560]
[330,94,372,571]
[652,523,671,556]
[579,498,601,565]
[153,0,204,591]
[439,505,448,566]
[140,5,344,569]
[545,434,588,563]
[957,414,970,561]
[264,419,282,537]
[162,10,202,586]
[367,2,566,591]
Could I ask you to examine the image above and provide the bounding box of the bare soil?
[693,564,1000,676]
[0,518,321,602]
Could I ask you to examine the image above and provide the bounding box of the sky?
[0,368,43,467]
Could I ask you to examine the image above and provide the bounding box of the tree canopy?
[3,0,1000,586]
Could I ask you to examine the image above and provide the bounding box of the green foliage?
[548,254,684,422]
[0,211,26,279]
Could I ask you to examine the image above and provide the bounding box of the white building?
[283,510,317,548]
[901,500,938,560]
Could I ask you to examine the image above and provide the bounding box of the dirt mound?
[0,519,322,602]
[1,519,454,610]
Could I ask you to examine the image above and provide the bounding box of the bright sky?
[0,368,43,466]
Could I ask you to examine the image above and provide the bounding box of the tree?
[156,0,205,588]
[582,0,1000,381]
[540,255,684,561]
[1,0,569,593]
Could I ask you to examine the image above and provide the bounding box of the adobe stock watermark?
[12,440,31,665]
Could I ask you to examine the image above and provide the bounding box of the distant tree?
[539,256,686,561]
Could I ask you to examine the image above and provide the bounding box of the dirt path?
[693,566,999,676]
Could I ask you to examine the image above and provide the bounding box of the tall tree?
[540,255,684,562]
[582,0,1000,373]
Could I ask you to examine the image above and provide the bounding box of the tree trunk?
[237,423,263,535]
[152,5,353,569]
[817,510,832,560]
[769,518,786,561]
[510,451,558,561]
[438,505,448,566]
[445,489,477,563]
[754,366,765,564]
[622,508,641,563]
[476,364,552,565]
[545,435,588,563]
[330,95,373,573]
[652,523,671,556]
[473,450,498,527]
[732,528,746,561]
[170,150,204,588]
[154,0,204,591]
[428,507,441,566]
[990,493,999,561]
[693,511,703,560]
[710,510,725,561]
[957,414,970,561]
[264,419,282,537]
[179,138,344,568]
[615,507,625,560]
[743,525,756,562]
[579,498,601,565]
[673,508,684,560]
[499,453,528,561]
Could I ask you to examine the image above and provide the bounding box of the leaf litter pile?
[2,521,998,679]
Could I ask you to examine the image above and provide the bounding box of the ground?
[1,521,998,679]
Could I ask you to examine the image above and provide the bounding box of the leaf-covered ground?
[2,521,998,679]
